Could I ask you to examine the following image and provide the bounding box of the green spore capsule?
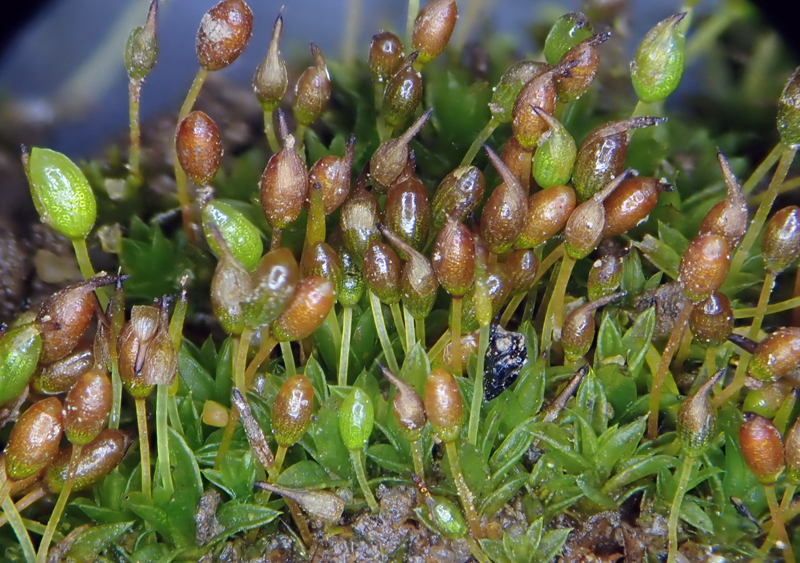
[203,200,264,271]
[532,108,577,188]
[125,0,159,80]
[778,67,800,147]
[630,13,686,103]
[339,388,375,451]
[543,12,593,66]
[0,325,42,405]
[25,147,97,240]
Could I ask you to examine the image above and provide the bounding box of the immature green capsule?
[272,374,314,447]
[676,368,723,457]
[432,217,475,297]
[432,166,485,229]
[125,0,159,80]
[412,0,458,65]
[698,150,748,248]
[363,241,403,304]
[740,412,785,485]
[677,233,731,303]
[426,495,468,539]
[0,325,41,405]
[743,380,795,420]
[369,31,405,82]
[292,44,331,127]
[778,67,800,147]
[196,0,254,72]
[631,13,686,103]
[587,254,622,301]
[272,277,334,342]
[371,110,431,192]
[31,344,93,396]
[308,136,355,215]
[25,147,97,240]
[516,185,576,248]
[176,111,222,186]
[339,388,375,450]
[689,292,733,347]
[203,200,263,270]
[4,397,63,481]
[45,429,130,494]
[554,32,610,102]
[763,206,800,274]
[749,328,800,382]
[562,292,626,362]
[481,146,527,254]
[424,369,463,443]
[543,12,593,65]
[531,108,577,188]
[383,53,423,128]
[490,61,550,123]
[253,14,287,112]
[260,134,308,230]
[339,249,366,308]
[64,369,112,446]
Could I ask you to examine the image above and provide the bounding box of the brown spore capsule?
[511,66,564,149]
[750,327,800,382]
[3,397,63,481]
[292,44,331,126]
[369,30,404,81]
[503,249,539,295]
[785,416,800,484]
[45,429,130,493]
[272,276,334,342]
[383,53,423,128]
[381,226,439,318]
[272,374,314,447]
[117,306,159,398]
[381,365,427,442]
[689,291,733,347]
[740,412,785,485]
[432,166,485,229]
[677,233,731,303]
[763,206,800,274]
[243,247,299,329]
[587,254,622,301]
[260,134,308,230]
[562,292,626,361]
[516,185,576,248]
[555,33,610,102]
[500,136,533,188]
[481,145,528,255]
[196,0,254,71]
[339,181,381,259]
[424,369,463,443]
[412,0,458,65]
[371,110,431,192]
[698,150,748,248]
[602,176,671,238]
[363,241,403,304]
[253,14,287,112]
[176,111,222,186]
[432,217,475,296]
[383,174,431,253]
[31,343,94,395]
[308,136,355,215]
[64,369,112,446]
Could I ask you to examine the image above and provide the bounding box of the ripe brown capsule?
[301,242,342,297]
[260,134,308,230]
[371,110,431,192]
[3,397,63,481]
[431,166,485,229]
[503,249,539,295]
[481,145,528,255]
[45,429,131,494]
[383,174,431,253]
[500,136,533,188]
[243,247,299,330]
[381,226,439,319]
[196,0,253,71]
[369,30,405,82]
[677,233,731,303]
[515,185,576,248]
[253,14,287,112]
[562,292,626,361]
[339,181,381,259]
[31,343,94,395]
[785,416,800,484]
[511,65,565,149]
[602,177,671,238]
[424,369,463,443]
[383,53,423,128]
[491,61,551,123]
[554,33,610,102]
[176,111,222,186]
[381,365,427,442]
[689,292,733,347]
[412,0,458,65]
[677,368,723,457]
[778,66,800,147]
[572,117,667,201]
[64,369,112,446]
[363,241,403,304]
[763,206,800,274]
[432,217,475,296]
[272,374,314,447]
[587,254,623,301]
[117,305,162,398]
[698,150,748,248]
[749,327,800,382]
[308,136,355,215]
[293,44,331,127]
[272,276,335,342]
[740,412,785,485]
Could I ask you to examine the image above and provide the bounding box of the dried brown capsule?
[677,233,731,303]
[363,241,403,304]
[602,176,671,238]
[176,111,222,186]
[555,33,610,101]
[763,206,800,274]
[253,14,287,112]
[308,136,355,215]
[3,397,63,481]
[196,0,253,71]
[677,368,723,456]
[481,145,528,254]
[369,30,405,82]
[371,110,431,192]
[381,365,427,442]
[383,53,423,128]
[292,44,331,127]
[31,343,94,395]
[740,412,785,485]
[412,0,458,65]
[64,369,112,446]
[698,150,748,248]
[515,185,576,248]
[260,134,308,230]
[689,291,733,347]
[424,369,463,443]
[44,429,130,494]
[572,117,667,201]
[118,305,159,398]
[272,374,314,447]
[36,274,117,365]
[255,481,345,522]
[340,181,381,259]
[587,254,623,301]
[562,292,626,361]
[381,226,439,319]
[432,217,475,297]
[785,415,800,484]
[503,249,539,295]
[272,276,334,342]
[383,175,431,253]
[750,327,800,382]
[431,166,485,229]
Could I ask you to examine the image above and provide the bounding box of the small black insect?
[484,323,527,401]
